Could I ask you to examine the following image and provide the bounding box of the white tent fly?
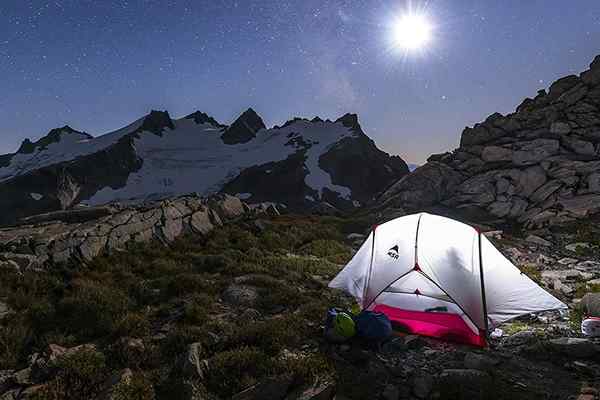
[329,213,567,346]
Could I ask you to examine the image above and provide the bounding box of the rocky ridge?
[0,194,276,270]
[379,54,600,228]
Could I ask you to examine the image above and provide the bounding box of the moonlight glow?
[392,13,432,51]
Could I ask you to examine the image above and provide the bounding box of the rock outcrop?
[379,54,600,228]
[0,194,262,268]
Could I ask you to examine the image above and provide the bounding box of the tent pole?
[478,231,490,341]
[363,226,377,310]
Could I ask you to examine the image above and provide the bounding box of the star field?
[1,1,600,163]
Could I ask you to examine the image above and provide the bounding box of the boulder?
[550,122,571,134]
[209,194,247,220]
[378,162,464,209]
[547,75,581,101]
[565,242,591,252]
[547,337,599,359]
[182,342,207,381]
[559,194,600,217]
[562,136,595,155]
[221,284,259,307]
[529,180,562,203]
[525,235,552,247]
[481,146,512,162]
[581,293,600,317]
[460,124,506,147]
[512,139,560,166]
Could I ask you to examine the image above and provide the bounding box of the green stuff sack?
[334,311,356,338]
[325,308,356,342]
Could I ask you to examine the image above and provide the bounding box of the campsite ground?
[0,214,598,399]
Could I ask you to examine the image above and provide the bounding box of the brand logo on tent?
[388,245,399,260]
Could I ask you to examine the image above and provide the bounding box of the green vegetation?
[0,215,356,399]
[518,263,542,283]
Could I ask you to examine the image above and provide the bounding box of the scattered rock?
[525,234,552,247]
[182,343,208,381]
[558,257,579,265]
[547,337,599,359]
[565,242,591,252]
[222,284,259,307]
[502,330,538,347]
[285,381,335,400]
[463,352,499,372]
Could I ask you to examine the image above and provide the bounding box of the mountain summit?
[0,109,408,225]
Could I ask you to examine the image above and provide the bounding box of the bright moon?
[393,14,432,51]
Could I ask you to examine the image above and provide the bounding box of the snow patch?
[30,193,43,201]
[236,193,252,200]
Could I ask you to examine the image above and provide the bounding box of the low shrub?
[0,317,31,369]
[115,312,151,338]
[205,346,275,397]
[113,374,156,400]
[190,254,231,273]
[58,280,130,339]
[34,347,107,400]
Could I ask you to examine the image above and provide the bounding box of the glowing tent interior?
[328,213,567,346]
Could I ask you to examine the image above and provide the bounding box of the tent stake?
[478,230,490,341]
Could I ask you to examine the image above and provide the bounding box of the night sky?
[2,1,600,164]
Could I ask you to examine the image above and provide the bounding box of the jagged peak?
[184,111,225,128]
[278,117,309,129]
[138,110,174,137]
[335,113,365,135]
[16,125,92,154]
[221,108,266,145]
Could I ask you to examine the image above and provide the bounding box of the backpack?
[354,310,392,341]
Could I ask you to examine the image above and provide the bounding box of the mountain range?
[0,108,408,226]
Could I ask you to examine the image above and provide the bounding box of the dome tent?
[329,213,567,346]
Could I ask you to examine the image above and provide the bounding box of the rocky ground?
[0,207,599,399]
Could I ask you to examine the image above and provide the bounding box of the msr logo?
[387,245,399,260]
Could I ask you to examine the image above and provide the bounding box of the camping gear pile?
[328,213,567,346]
[325,308,392,343]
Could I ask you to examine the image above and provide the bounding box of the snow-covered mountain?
[0,109,408,225]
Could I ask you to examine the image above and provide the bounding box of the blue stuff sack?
[354,310,392,341]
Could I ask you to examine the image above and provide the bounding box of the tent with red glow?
[328,213,567,346]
